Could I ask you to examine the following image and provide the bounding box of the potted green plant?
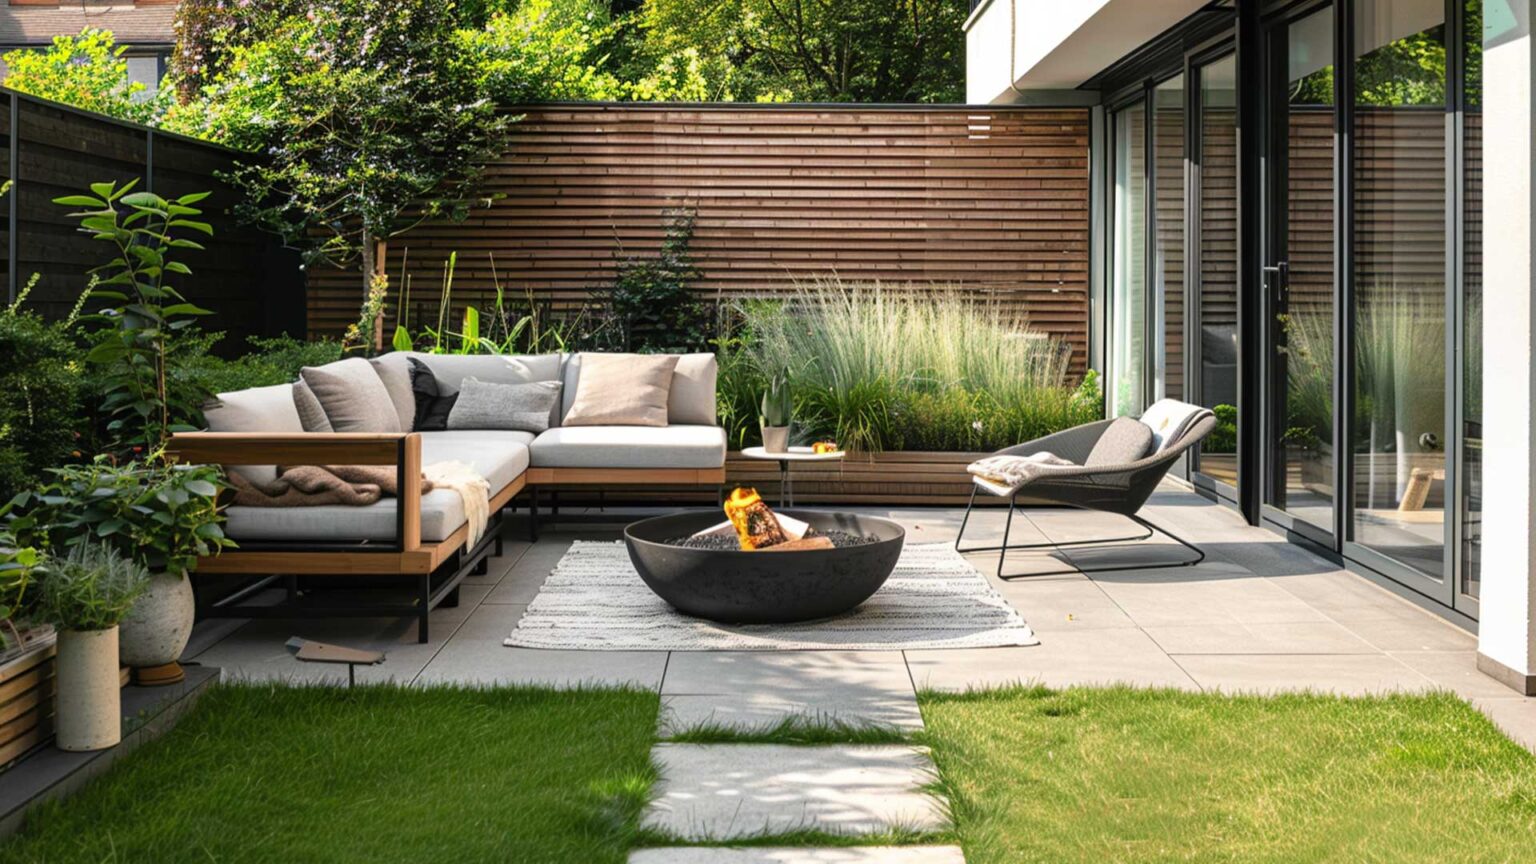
[6,456,230,686]
[33,543,148,751]
[0,528,44,664]
[760,367,792,454]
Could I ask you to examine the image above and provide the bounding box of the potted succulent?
[6,456,230,686]
[760,367,793,454]
[33,543,148,751]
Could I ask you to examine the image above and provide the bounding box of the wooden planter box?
[0,629,57,771]
[548,451,1009,507]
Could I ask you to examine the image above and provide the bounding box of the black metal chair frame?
[954,413,1218,580]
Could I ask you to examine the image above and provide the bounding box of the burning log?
[723,488,790,550]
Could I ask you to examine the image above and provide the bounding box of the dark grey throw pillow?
[1085,416,1154,467]
[408,358,457,431]
[447,377,563,433]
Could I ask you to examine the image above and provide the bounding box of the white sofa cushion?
[223,431,531,544]
[560,352,718,425]
[203,384,303,486]
[530,425,726,470]
[401,352,562,394]
[668,353,718,425]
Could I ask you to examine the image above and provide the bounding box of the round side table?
[740,446,845,508]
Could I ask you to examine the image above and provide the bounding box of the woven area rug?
[504,541,1039,651]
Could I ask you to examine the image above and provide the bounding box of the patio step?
[630,847,966,863]
[643,743,949,841]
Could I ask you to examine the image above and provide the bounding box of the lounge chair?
[955,400,1217,579]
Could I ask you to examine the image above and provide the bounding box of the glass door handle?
[1262,262,1290,303]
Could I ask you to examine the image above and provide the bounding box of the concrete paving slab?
[990,576,1137,632]
[1472,697,1536,751]
[644,744,948,840]
[1089,566,1330,627]
[189,582,492,685]
[630,848,967,863]
[414,602,666,688]
[1172,653,1436,696]
[1143,619,1378,655]
[1335,615,1478,653]
[906,628,1200,692]
[659,651,921,732]
[1389,651,1518,700]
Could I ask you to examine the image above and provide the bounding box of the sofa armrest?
[165,432,424,552]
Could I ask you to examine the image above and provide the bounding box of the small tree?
[2,29,168,125]
[169,1,516,307]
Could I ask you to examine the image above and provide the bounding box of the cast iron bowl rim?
[622,509,906,553]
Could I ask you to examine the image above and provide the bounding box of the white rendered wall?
[1478,2,1536,688]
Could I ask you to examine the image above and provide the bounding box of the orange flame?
[724,487,788,550]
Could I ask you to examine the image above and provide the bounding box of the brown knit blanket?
[228,466,434,507]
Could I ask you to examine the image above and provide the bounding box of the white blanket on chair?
[967,452,1077,496]
[424,461,491,548]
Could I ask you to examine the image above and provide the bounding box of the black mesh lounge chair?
[955,407,1218,580]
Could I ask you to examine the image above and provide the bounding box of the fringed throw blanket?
[424,461,491,547]
[229,465,434,507]
[967,452,1077,496]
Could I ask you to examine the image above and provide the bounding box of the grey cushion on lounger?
[1085,417,1154,467]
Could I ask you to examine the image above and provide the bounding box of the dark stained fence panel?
[0,88,303,351]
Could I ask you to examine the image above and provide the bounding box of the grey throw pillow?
[446,377,563,433]
[292,380,334,433]
[299,357,401,433]
[1085,417,1154,467]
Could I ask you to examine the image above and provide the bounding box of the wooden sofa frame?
[165,432,726,641]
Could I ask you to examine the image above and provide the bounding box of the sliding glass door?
[1192,53,1240,491]
[1110,102,1148,418]
[1263,2,1338,540]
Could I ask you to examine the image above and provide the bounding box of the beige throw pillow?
[562,353,680,427]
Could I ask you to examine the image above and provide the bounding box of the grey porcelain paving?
[1472,697,1536,751]
[989,575,1137,632]
[1389,651,1521,700]
[1089,564,1331,627]
[414,602,667,688]
[660,652,922,732]
[1141,619,1378,655]
[906,628,1201,692]
[188,582,492,685]
[1171,653,1436,696]
[630,848,967,863]
[1334,615,1479,653]
[644,744,948,840]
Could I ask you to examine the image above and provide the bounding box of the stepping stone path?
[634,656,964,863]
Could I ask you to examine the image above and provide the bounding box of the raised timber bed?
[545,452,1019,507]
[0,629,57,771]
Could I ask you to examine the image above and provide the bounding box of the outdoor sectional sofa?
[165,352,726,641]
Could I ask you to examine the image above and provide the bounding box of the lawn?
[0,684,660,864]
[918,686,1536,864]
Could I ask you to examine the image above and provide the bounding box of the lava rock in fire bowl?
[623,510,905,624]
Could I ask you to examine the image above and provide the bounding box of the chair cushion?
[530,425,726,469]
[223,431,531,544]
[668,353,718,425]
[407,358,457,431]
[1085,417,1153,467]
[300,357,400,433]
[203,385,304,486]
[562,353,679,427]
[447,379,562,433]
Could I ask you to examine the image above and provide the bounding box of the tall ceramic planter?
[55,627,121,751]
[118,571,193,686]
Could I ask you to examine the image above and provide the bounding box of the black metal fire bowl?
[622,510,906,624]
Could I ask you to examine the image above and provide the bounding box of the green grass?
[916,685,1536,864]
[0,683,660,864]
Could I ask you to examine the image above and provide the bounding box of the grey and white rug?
[504,541,1039,651]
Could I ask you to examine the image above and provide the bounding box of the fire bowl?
[622,510,906,624]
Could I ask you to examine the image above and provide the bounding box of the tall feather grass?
[723,279,1101,453]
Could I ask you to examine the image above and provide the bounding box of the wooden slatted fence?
[305,104,1093,372]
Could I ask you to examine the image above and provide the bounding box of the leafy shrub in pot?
[6,456,230,684]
